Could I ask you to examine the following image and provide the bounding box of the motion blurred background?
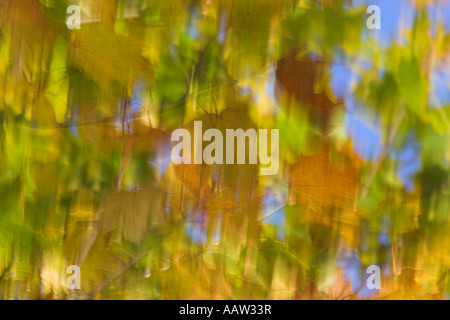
[0,0,449,299]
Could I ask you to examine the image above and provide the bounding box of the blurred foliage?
[0,0,449,299]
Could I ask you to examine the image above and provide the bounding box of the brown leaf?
[70,25,152,91]
[103,186,165,243]
[275,50,339,130]
[290,153,359,209]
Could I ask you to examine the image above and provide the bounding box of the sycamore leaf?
[290,153,359,209]
[70,25,152,91]
[275,50,340,130]
[103,186,165,243]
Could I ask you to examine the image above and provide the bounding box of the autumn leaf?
[69,25,152,91]
[103,186,165,243]
[290,153,359,209]
[275,49,340,131]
